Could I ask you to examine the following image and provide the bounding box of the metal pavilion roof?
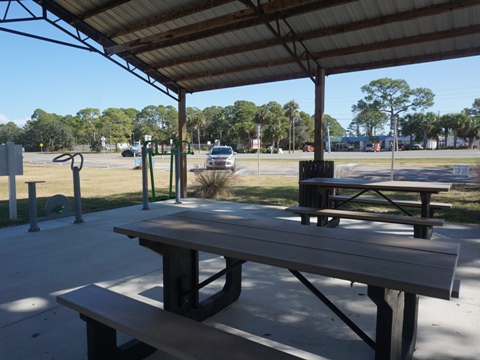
[3,0,480,102]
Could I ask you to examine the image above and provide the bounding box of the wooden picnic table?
[114,210,460,360]
[299,177,452,238]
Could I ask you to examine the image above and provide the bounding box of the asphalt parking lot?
[23,149,478,183]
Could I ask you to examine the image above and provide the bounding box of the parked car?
[364,143,375,152]
[412,144,423,150]
[302,145,314,152]
[121,148,140,157]
[205,146,236,171]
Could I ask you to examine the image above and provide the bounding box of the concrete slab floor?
[1,199,478,359]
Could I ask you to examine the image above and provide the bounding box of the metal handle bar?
[52,153,84,171]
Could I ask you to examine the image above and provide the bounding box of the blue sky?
[1,3,479,130]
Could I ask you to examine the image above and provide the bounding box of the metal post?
[390,115,398,181]
[314,67,326,160]
[293,117,296,153]
[141,146,150,210]
[257,124,261,176]
[327,126,331,153]
[7,142,17,220]
[72,166,85,223]
[174,147,182,204]
[26,181,45,232]
[51,153,85,223]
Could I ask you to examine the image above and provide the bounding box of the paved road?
[23,150,478,184]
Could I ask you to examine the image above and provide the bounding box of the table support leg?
[402,293,419,359]
[162,246,199,315]
[368,286,405,360]
[300,214,311,225]
[196,257,242,320]
[82,316,156,360]
[414,225,432,239]
[139,239,242,321]
[84,316,118,359]
[316,187,333,226]
[416,192,433,239]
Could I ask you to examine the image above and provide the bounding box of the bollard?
[26,181,45,232]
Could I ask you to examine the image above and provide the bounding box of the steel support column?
[314,67,326,160]
[178,89,188,198]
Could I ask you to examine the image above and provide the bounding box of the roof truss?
[2,0,479,95]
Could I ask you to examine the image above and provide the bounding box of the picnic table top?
[114,210,459,300]
[300,177,452,193]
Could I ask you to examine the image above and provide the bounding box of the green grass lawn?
[1,162,479,228]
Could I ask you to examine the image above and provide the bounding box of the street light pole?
[293,116,296,153]
[288,120,292,154]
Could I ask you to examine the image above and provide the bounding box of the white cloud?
[0,114,29,128]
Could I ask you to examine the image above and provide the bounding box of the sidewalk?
[1,199,478,359]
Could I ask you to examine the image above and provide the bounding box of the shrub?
[192,167,237,199]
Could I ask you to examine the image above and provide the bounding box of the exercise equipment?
[141,140,194,209]
[47,153,85,223]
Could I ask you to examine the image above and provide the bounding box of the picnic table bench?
[57,284,302,360]
[58,211,460,360]
[329,194,452,217]
[286,206,444,228]
[113,211,460,359]
[292,177,452,239]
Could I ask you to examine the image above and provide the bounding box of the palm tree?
[399,114,415,150]
[283,100,299,153]
[186,107,206,153]
[439,114,454,148]
[450,113,468,148]
[423,112,438,149]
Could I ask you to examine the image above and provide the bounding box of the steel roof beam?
[80,0,132,20]
[236,0,319,83]
[189,46,480,92]
[107,0,234,38]
[108,0,353,55]
[150,0,480,70]
[327,47,480,76]
[170,24,480,83]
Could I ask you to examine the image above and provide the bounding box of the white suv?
[206,146,236,171]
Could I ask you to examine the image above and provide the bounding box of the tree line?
[0,101,344,152]
[1,78,479,152]
[347,78,480,149]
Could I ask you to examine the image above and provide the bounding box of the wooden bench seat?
[57,284,302,360]
[286,206,444,227]
[329,194,452,216]
[285,206,444,239]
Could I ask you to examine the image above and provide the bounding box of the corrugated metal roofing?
[25,0,480,99]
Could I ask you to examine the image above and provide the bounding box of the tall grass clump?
[192,168,237,199]
[334,164,358,195]
[334,163,359,179]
